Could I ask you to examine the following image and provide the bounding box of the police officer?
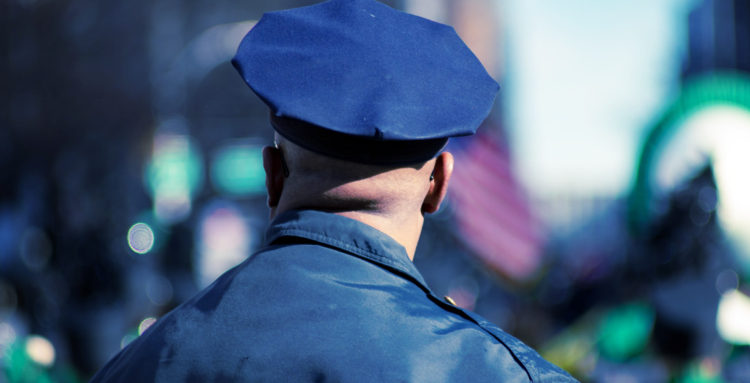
[91,0,578,381]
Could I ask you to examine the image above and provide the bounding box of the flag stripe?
[447,129,543,279]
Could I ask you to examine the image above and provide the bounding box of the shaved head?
[274,133,435,218]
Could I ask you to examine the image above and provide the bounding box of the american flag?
[447,123,543,280]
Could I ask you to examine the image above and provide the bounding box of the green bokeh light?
[144,133,204,224]
[210,144,265,196]
[145,135,203,199]
[597,302,655,361]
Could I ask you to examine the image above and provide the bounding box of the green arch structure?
[628,71,750,235]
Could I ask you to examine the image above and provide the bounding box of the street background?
[2,0,750,381]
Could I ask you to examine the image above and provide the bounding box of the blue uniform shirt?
[91,210,577,382]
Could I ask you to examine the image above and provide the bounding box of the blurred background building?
[1,0,749,381]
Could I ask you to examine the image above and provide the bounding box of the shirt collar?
[264,209,428,287]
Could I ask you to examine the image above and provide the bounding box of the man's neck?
[334,210,423,260]
[275,182,426,260]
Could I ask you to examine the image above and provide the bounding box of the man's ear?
[422,151,453,214]
[262,146,285,209]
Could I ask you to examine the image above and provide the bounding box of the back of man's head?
[270,134,436,219]
[260,132,453,258]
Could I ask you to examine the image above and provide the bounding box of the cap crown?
[233,0,498,142]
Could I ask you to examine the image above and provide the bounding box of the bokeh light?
[120,332,138,350]
[655,104,750,272]
[25,334,55,367]
[210,142,265,197]
[145,120,204,225]
[127,222,155,255]
[597,302,655,361]
[0,321,17,350]
[138,317,157,336]
[710,108,750,271]
[717,289,750,345]
[195,201,251,288]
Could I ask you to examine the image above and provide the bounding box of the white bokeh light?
[25,335,55,367]
[657,105,750,267]
[717,289,750,345]
[127,222,155,255]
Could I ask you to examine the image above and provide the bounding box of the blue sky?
[502,0,698,197]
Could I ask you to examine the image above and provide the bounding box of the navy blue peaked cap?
[233,0,499,164]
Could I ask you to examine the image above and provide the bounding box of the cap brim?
[270,114,448,165]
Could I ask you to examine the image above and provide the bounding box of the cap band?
[270,115,448,165]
